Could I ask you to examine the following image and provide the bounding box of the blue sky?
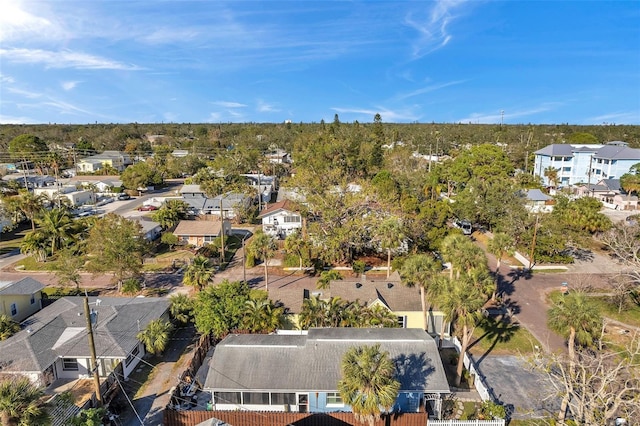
[1,0,639,125]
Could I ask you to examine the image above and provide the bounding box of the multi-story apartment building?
[534,141,640,187]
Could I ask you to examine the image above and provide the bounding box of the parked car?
[138,204,158,211]
[117,194,131,200]
[453,219,473,235]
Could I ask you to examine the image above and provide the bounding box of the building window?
[62,358,79,371]
[125,345,140,367]
[397,316,406,328]
[30,294,36,305]
[326,392,344,405]
[271,393,296,405]
[284,215,301,223]
[10,303,17,316]
[243,392,269,405]
[215,391,241,405]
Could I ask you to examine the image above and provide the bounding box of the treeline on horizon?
[1,120,639,172]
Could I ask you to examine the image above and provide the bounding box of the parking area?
[472,355,558,420]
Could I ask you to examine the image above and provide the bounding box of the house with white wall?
[0,296,169,388]
[257,200,302,239]
[534,141,640,187]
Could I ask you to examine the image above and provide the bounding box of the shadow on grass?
[468,317,521,364]
[0,221,31,255]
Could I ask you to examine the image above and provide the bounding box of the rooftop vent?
[355,282,362,288]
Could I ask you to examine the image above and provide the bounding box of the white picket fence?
[428,420,505,426]
[451,337,493,401]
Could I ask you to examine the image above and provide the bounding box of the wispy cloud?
[404,0,467,58]
[0,114,37,124]
[332,106,419,122]
[41,99,94,116]
[7,87,41,99]
[61,81,80,91]
[211,101,247,108]
[0,0,63,42]
[394,80,467,101]
[457,103,561,124]
[584,111,640,125]
[0,48,142,70]
[256,100,279,113]
[0,74,15,84]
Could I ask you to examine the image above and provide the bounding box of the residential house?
[0,277,45,323]
[173,219,231,248]
[0,296,170,387]
[2,174,56,189]
[534,141,640,187]
[129,216,162,241]
[93,178,123,194]
[524,189,554,213]
[575,178,638,210]
[257,199,302,239]
[267,273,449,335]
[33,185,93,207]
[241,173,277,204]
[179,184,252,218]
[77,151,132,173]
[203,328,450,417]
[264,149,292,164]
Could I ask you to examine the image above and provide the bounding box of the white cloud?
[332,106,418,122]
[7,87,41,99]
[394,80,467,101]
[0,114,37,124]
[404,0,467,58]
[0,0,63,42]
[457,104,560,124]
[0,48,142,70]
[256,100,279,113]
[584,111,640,125]
[211,101,247,108]
[61,81,80,91]
[0,74,15,84]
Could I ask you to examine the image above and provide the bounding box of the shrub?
[122,278,142,294]
[352,260,366,275]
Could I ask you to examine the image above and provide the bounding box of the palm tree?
[241,299,284,333]
[137,318,174,355]
[284,230,308,270]
[338,344,400,426]
[182,255,214,292]
[0,314,20,341]
[487,232,514,273]
[544,166,559,188]
[20,229,48,262]
[316,269,343,290]
[324,297,347,327]
[169,293,194,325]
[0,376,50,426]
[620,169,640,205]
[399,253,443,331]
[547,291,602,424]
[11,190,45,231]
[298,295,325,329]
[36,207,75,255]
[247,231,277,291]
[377,217,405,279]
[362,305,399,328]
[438,277,486,387]
[548,292,602,364]
[441,234,486,280]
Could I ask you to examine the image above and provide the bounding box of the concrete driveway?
[472,355,559,420]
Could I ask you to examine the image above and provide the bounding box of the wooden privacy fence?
[164,410,429,426]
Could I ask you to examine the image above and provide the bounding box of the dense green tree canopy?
[193,280,252,338]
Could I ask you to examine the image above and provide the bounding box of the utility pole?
[219,198,225,264]
[529,215,539,270]
[84,293,102,406]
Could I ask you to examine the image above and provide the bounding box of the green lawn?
[0,222,30,255]
[469,317,540,355]
[549,290,640,328]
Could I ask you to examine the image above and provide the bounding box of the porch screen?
[243,392,269,404]
[214,391,241,405]
[271,393,296,405]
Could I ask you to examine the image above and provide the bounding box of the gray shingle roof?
[594,145,640,161]
[534,144,602,156]
[205,328,449,394]
[0,296,169,373]
[0,277,46,295]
